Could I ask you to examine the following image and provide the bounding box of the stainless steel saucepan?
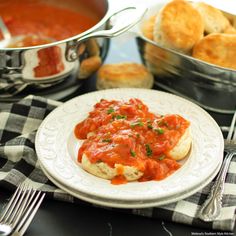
[0,0,146,96]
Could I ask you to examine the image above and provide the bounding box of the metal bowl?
[0,0,146,97]
[136,2,236,114]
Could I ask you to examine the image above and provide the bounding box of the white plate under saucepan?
[35,88,224,207]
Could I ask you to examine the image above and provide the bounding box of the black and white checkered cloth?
[0,95,235,231]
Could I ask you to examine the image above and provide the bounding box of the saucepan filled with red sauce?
[0,0,146,94]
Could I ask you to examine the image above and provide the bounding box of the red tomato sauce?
[34,46,65,77]
[74,99,190,184]
[0,0,99,47]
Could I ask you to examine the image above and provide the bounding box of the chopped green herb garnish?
[102,139,111,143]
[116,114,127,120]
[131,121,144,128]
[145,144,152,156]
[136,133,140,138]
[154,128,164,134]
[130,150,136,157]
[158,155,165,160]
[107,107,115,114]
[147,123,153,129]
[158,120,168,127]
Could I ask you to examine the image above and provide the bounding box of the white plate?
[39,158,222,208]
[35,88,224,203]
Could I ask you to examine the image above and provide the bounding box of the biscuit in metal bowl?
[192,33,236,70]
[141,14,157,40]
[153,0,204,54]
[193,2,230,34]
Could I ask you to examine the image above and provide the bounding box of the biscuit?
[144,42,169,62]
[168,127,191,161]
[153,0,204,54]
[141,14,157,40]
[144,43,172,76]
[96,63,154,90]
[144,48,167,76]
[86,39,100,56]
[81,127,191,180]
[192,33,236,70]
[223,12,236,28]
[223,25,236,34]
[78,55,102,79]
[193,2,230,34]
[143,40,181,77]
[81,154,143,181]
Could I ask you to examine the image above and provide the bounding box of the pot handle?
[66,6,147,62]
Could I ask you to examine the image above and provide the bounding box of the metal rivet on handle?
[70,52,78,61]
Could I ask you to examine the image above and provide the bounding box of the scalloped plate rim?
[35,88,224,202]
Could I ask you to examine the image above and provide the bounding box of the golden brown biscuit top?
[224,25,236,34]
[195,2,227,19]
[159,0,204,50]
[192,33,236,70]
[142,14,157,40]
[194,2,230,33]
[97,63,151,81]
